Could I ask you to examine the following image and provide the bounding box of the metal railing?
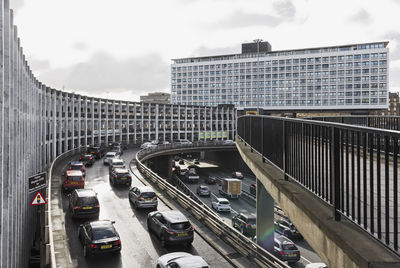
[237,115,400,256]
[135,144,290,268]
[307,115,400,131]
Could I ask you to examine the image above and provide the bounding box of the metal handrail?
[135,144,290,268]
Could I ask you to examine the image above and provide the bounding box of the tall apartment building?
[171,41,389,112]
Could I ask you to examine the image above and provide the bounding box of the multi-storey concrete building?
[171,41,389,112]
[140,92,171,104]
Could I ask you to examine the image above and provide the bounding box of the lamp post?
[254,39,263,114]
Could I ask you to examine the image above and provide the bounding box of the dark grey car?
[274,233,300,265]
[196,185,210,197]
[147,210,194,247]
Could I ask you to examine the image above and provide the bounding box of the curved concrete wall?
[0,1,236,266]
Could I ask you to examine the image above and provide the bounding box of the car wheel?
[83,245,88,257]
[146,219,152,232]
[153,206,158,210]
[160,235,167,247]
[186,240,193,247]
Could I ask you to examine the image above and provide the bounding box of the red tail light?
[189,226,194,232]
[245,223,248,227]
[90,244,99,248]
[279,251,287,256]
[113,240,121,245]
[79,157,82,160]
[165,228,177,235]
[68,167,72,170]
[138,196,142,200]
[114,175,118,179]
[154,196,158,200]
[95,204,100,208]
[298,251,301,255]
[73,206,80,210]
[82,167,85,172]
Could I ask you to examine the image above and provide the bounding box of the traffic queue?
[61,142,210,267]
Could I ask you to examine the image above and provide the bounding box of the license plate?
[146,198,152,201]
[289,253,296,257]
[296,231,299,233]
[101,244,112,250]
[251,225,256,229]
[177,233,187,237]
[120,177,127,180]
[91,152,95,154]
[70,182,78,185]
[82,206,92,210]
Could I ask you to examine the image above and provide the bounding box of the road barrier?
[135,143,290,268]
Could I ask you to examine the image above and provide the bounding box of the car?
[78,220,121,257]
[87,146,106,159]
[211,198,231,212]
[147,210,194,247]
[109,168,132,186]
[162,141,170,145]
[110,146,123,155]
[175,139,192,145]
[274,233,301,265]
[129,186,158,209]
[140,142,152,149]
[305,263,328,268]
[196,185,211,197]
[108,158,125,174]
[193,159,200,164]
[79,154,95,166]
[157,252,210,268]
[68,161,86,177]
[232,213,256,237]
[222,139,235,145]
[62,170,85,191]
[68,189,100,219]
[232,171,244,179]
[206,176,217,184]
[275,219,303,240]
[250,183,256,195]
[103,152,119,165]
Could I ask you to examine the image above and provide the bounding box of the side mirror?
[111,221,116,224]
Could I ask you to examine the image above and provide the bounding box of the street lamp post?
[254,39,263,114]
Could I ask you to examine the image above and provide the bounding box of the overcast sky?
[10,0,400,101]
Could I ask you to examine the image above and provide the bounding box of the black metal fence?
[308,116,400,131]
[237,115,400,256]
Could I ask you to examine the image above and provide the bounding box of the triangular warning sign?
[31,191,47,206]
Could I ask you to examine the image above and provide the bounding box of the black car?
[206,176,217,184]
[69,189,100,219]
[78,220,121,257]
[79,154,95,166]
[147,210,194,247]
[110,168,132,186]
[275,219,303,240]
[87,146,106,159]
[232,214,256,237]
[111,146,123,155]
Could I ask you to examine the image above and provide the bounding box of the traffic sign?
[28,172,47,193]
[31,191,47,206]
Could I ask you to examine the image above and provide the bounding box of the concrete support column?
[256,179,274,253]
[71,94,75,149]
[126,102,129,145]
[155,104,159,141]
[140,104,144,143]
[134,103,137,144]
[148,103,151,141]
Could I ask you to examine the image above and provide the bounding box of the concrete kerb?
[47,147,83,268]
[236,137,400,268]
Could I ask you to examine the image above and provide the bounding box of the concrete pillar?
[140,104,144,142]
[134,103,137,144]
[155,104,159,141]
[256,179,275,253]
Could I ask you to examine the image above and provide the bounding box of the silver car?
[157,252,209,268]
[128,186,158,209]
[196,185,210,197]
[103,152,119,165]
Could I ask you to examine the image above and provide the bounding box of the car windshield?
[68,176,82,181]
[140,192,155,198]
[200,186,208,190]
[170,222,191,230]
[92,227,117,240]
[105,153,115,157]
[282,243,297,250]
[117,171,129,175]
[78,197,98,206]
[220,201,229,205]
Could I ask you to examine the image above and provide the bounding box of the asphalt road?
[176,159,324,267]
[60,149,233,268]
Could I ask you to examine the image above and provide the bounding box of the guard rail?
[135,144,290,268]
